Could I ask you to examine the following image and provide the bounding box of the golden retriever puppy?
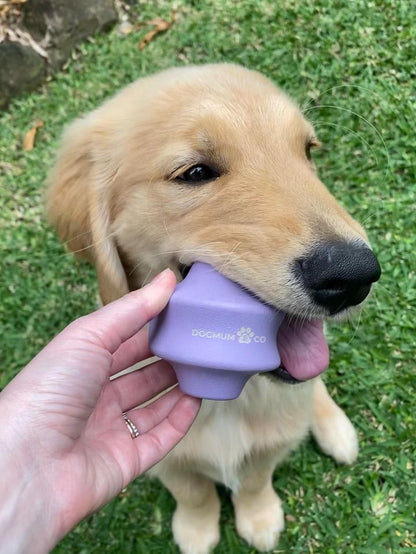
[46,64,380,553]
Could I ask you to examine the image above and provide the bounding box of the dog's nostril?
[296,241,381,315]
[311,277,350,292]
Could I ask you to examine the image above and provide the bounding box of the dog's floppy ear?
[46,116,129,304]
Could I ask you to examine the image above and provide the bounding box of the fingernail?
[151,268,172,284]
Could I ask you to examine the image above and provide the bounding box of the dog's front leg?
[232,448,287,552]
[159,469,220,554]
[311,377,359,464]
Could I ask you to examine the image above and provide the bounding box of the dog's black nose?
[297,241,381,315]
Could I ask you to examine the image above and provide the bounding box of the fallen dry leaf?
[0,0,26,26]
[139,12,176,50]
[23,120,44,151]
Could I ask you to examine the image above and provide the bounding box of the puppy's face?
[104,65,379,320]
[48,64,381,381]
[48,65,380,382]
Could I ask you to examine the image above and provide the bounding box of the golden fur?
[47,64,366,553]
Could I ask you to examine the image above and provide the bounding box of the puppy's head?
[47,64,380,380]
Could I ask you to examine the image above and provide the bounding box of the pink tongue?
[277,318,329,380]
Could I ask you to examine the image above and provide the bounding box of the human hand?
[0,269,201,553]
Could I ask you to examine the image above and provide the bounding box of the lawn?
[0,0,415,552]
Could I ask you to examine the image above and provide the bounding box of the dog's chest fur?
[150,376,314,491]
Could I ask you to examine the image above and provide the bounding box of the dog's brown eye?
[176,164,219,184]
[306,137,321,161]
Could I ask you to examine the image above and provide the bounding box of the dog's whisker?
[142,267,153,285]
[61,232,117,257]
[301,83,387,112]
[144,243,232,259]
[304,104,391,175]
[127,258,148,278]
[217,242,242,274]
[367,287,384,325]
[370,287,381,314]
[60,228,93,244]
[358,209,382,226]
[346,309,363,347]
[127,242,236,280]
[162,217,170,240]
[371,281,389,294]
[312,121,379,167]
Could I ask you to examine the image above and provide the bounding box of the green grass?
[1,0,415,552]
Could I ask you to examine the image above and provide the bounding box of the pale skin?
[0,269,201,554]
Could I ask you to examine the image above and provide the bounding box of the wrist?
[0,455,60,554]
[0,410,64,554]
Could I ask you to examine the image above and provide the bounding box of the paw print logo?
[237,327,254,344]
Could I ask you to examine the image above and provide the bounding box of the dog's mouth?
[178,263,329,385]
[179,263,192,280]
[267,365,301,385]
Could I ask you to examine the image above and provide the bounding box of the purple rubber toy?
[149,262,285,400]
